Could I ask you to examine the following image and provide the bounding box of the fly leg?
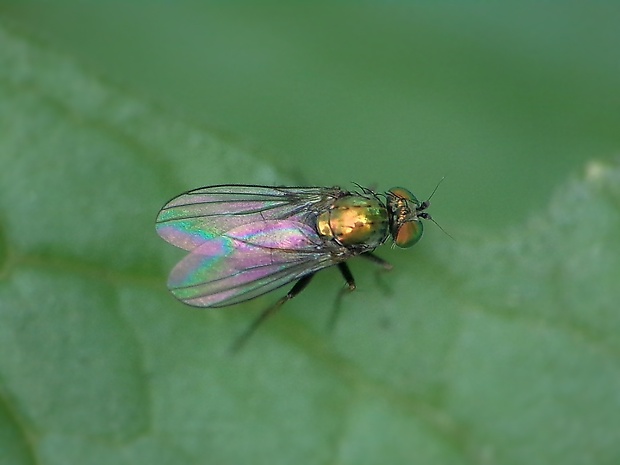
[230,273,315,353]
[361,252,393,294]
[327,263,357,331]
[338,262,357,290]
[360,252,393,271]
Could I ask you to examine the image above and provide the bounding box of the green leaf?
[1,21,619,465]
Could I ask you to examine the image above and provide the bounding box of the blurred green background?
[1,3,619,465]
[4,2,620,229]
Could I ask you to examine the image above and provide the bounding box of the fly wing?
[156,184,342,251]
[166,219,339,307]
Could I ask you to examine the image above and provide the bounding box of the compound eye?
[393,220,423,248]
[388,187,418,202]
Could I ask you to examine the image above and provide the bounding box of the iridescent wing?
[156,184,342,251]
[165,219,338,307]
[155,185,352,307]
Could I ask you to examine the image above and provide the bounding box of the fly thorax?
[316,195,389,246]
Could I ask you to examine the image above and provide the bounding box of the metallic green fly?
[156,184,434,347]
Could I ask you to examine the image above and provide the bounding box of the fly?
[155,184,434,349]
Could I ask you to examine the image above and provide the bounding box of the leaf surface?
[1,22,619,465]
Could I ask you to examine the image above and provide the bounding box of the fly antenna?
[420,212,455,242]
[425,176,446,203]
[420,177,455,241]
[431,217,456,242]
